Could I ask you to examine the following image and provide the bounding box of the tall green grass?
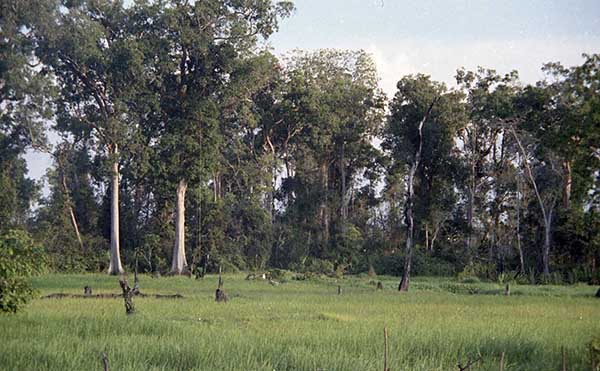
[1,274,598,370]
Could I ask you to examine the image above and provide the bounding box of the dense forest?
[2,0,600,294]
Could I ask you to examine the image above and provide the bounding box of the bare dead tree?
[508,124,558,280]
[215,268,228,302]
[119,277,139,315]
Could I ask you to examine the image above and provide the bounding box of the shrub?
[458,263,497,281]
[590,337,600,371]
[458,275,480,284]
[374,251,457,277]
[0,230,46,313]
[268,268,287,281]
[303,258,335,275]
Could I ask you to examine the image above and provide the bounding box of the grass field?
[1,273,599,370]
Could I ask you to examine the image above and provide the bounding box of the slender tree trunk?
[340,143,347,226]
[516,206,525,273]
[213,171,219,202]
[320,161,329,245]
[425,223,430,253]
[67,206,83,249]
[431,224,441,253]
[57,154,84,251]
[195,186,202,270]
[465,153,476,263]
[399,171,415,291]
[542,209,553,279]
[509,125,554,280]
[171,179,188,274]
[399,98,438,292]
[108,147,124,275]
[562,159,571,209]
[62,175,83,250]
[516,171,525,273]
[591,255,598,285]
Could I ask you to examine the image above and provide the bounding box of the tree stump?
[376,281,384,290]
[84,286,92,297]
[119,277,139,315]
[215,288,228,302]
[215,275,228,302]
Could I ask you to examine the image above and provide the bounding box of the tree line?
[2,0,599,290]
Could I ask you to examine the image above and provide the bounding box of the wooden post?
[505,283,510,296]
[101,352,109,371]
[383,327,389,371]
[338,285,342,295]
[499,352,505,371]
[561,347,566,371]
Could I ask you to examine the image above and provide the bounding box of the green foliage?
[591,337,600,371]
[375,251,457,277]
[2,0,599,287]
[458,263,497,281]
[298,258,335,275]
[0,230,46,313]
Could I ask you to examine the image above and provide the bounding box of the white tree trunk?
[108,150,124,275]
[171,179,188,274]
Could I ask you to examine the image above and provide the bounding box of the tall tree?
[0,0,55,231]
[36,0,148,274]
[278,49,385,268]
[384,74,464,291]
[136,0,293,274]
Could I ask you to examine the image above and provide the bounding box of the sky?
[24,0,600,190]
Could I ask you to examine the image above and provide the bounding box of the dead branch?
[458,355,482,371]
[101,352,109,371]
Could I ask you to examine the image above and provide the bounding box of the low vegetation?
[0,274,598,370]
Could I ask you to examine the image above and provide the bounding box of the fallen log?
[40,292,183,299]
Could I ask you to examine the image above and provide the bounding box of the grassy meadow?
[1,273,599,370]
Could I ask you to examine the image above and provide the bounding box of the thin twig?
[458,355,482,371]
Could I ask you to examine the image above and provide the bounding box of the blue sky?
[25,0,600,188]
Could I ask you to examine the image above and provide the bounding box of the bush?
[268,268,288,281]
[302,258,335,275]
[590,337,600,371]
[0,230,46,313]
[458,263,497,281]
[458,275,481,284]
[374,251,457,277]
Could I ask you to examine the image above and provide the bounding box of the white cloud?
[363,38,600,97]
